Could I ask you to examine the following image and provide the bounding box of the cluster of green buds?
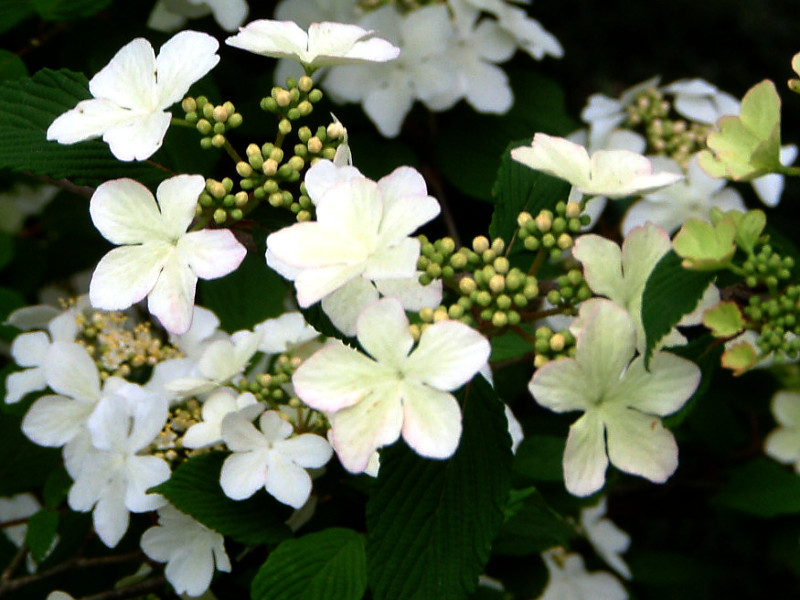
[623,85,711,167]
[260,75,322,128]
[198,176,249,224]
[183,96,243,149]
[517,201,588,262]
[744,285,800,360]
[741,244,794,291]
[531,325,577,368]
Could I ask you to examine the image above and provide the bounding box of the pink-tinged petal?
[279,434,333,469]
[330,383,404,473]
[293,343,391,413]
[264,453,313,508]
[355,298,413,367]
[147,254,198,334]
[321,277,379,337]
[90,243,172,311]
[10,331,49,366]
[155,31,220,108]
[90,178,168,245]
[221,412,267,452]
[101,110,173,161]
[22,395,95,447]
[225,20,309,60]
[362,237,420,280]
[179,229,246,279]
[89,38,158,109]
[573,234,624,303]
[608,353,700,416]
[400,384,462,459]
[6,368,47,404]
[294,263,365,308]
[603,405,678,484]
[529,358,593,413]
[220,450,268,500]
[46,342,101,402]
[511,134,591,189]
[267,222,366,268]
[404,320,490,391]
[46,99,139,145]
[155,175,205,237]
[563,411,608,497]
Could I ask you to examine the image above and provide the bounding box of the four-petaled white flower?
[140,504,231,597]
[529,299,700,497]
[764,390,800,473]
[226,20,400,69]
[88,175,247,335]
[511,133,683,199]
[47,31,219,161]
[182,388,263,449]
[292,298,491,473]
[220,410,333,508]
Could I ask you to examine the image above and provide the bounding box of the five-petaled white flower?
[511,133,682,199]
[47,31,219,161]
[226,20,400,69]
[292,298,491,473]
[88,175,247,335]
[529,299,700,497]
[220,410,333,508]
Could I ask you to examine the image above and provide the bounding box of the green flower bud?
[507,310,521,326]
[261,96,278,112]
[200,136,213,149]
[321,147,336,160]
[207,179,226,199]
[213,208,227,224]
[297,100,313,116]
[212,105,228,122]
[493,256,510,274]
[547,289,561,305]
[472,236,490,254]
[213,122,226,135]
[269,147,284,162]
[308,89,323,103]
[196,119,212,135]
[184,111,198,124]
[268,192,284,207]
[496,294,512,310]
[195,96,208,109]
[550,333,566,352]
[199,192,213,207]
[236,162,253,178]
[476,290,492,307]
[448,304,465,319]
[307,137,323,154]
[211,133,226,148]
[263,179,279,194]
[279,118,292,135]
[222,194,235,208]
[263,159,279,176]
[517,211,532,227]
[298,75,313,93]
[327,121,345,140]
[524,236,540,251]
[287,107,301,121]
[459,277,477,295]
[492,311,508,328]
[489,274,506,293]
[202,102,215,119]
[275,89,291,107]
[227,113,243,128]
[450,252,468,269]
[288,155,305,171]
[230,208,243,221]
[182,97,197,113]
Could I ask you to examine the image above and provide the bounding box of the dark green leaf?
[151,452,292,545]
[0,232,13,269]
[0,412,61,495]
[366,376,512,600]
[0,50,28,83]
[641,250,716,365]
[251,528,367,600]
[0,69,167,187]
[713,458,800,517]
[31,0,112,20]
[492,487,575,555]
[488,141,571,247]
[43,465,72,508]
[26,508,59,563]
[0,0,35,34]
[512,434,565,482]
[663,334,723,428]
[490,324,534,362]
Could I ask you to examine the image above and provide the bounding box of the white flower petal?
[5,367,47,404]
[400,384,462,460]
[279,434,333,469]
[101,110,173,162]
[179,229,247,279]
[45,342,101,402]
[22,395,95,447]
[563,410,609,497]
[608,353,699,416]
[355,298,414,367]
[146,253,198,334]
[89,38,158,108]
[154,30,220,108]
[529,357,593,413]
[264,452,313,508]
[220,450,268,500]
[90,243,171,311]
[321,277,379,337]
[90,178,169,245]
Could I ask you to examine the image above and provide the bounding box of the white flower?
[662,78,739,125]
[537,547,627,600]
[68,390,170,547]
[511,133,682,199]
[226,19,399,69]
[580,498,631,579]
[0,493,41,548]
[254,312,319,355]
[765,390,800,472]
[529,299,700,497]
[182,388,262,448]
[47,31,219,161]
[220,411,332,508]
[292,298,491,472]
[88,176,247,335]
[0,183,58,234]
[266,162,440,334]
[581,77,660,151]
[622,155,746,236]
[140,504,231,596]
[148,0,249,32]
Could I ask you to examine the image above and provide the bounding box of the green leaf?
[43,465,72,508]
[713,458,800,517]
[702,301,745,338]
[490,324,534,362]
[662,334,724,428]
[0,412,61,495]
[251,528,367,600]
[492,487,575,556]
[26,508,59,563]
[199,253,288,332]
[641,250,716,364]
[151,452,292,546]
[0,0,35,34]
[488,140,571,246]
[672,217,737,270]
[31,0,112,20]
[366,376,512,600]
[0,69,167,187]
[512,434,565,482]
[0,50,28,83]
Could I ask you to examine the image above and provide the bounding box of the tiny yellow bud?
[263,158,279,176]
[275,89,292,107]
[472,236,490,254]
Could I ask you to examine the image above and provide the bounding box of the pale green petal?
[563,410,608,497]
[603,405,678,483]
[620,222,671,299]
[511,134,591,189]
[355,298,413,367]
[573,234,624,303]
[529,357,593,413]
[400,383,461,460]
[321,276,378,337]
[771,391,800,427]
[765,428,800,468]
[154,175,205,237]
[90,179,168,245]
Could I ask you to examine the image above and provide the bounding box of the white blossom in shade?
[751,144,799,208]
[529,299,700,497]
[182,388,262,448]
[293,298,491,473]
[46,593,75,600]
[0,183,58,235]
[580,497,631,579]
[0,493,41,548]
[226,20,399,69]
[662,78,739,124]
[219,411,332,508]
[140,504,231,596]
[537,547,627,600]
[88,176,247,335]
[148,0,249,32]
[167,330,262,397]
[254,312,320,355]
[323,4,458,137]
[46,31,219,161]
[764,390,800,472]
[169,305,227,360]
[621,155,745,236]
[266,165,440,331]
[511,133,682,199]
[69,392,170,548]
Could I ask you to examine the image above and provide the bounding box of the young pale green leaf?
[641,250,717,364]
[713,458,800,517]
[721,340,759,376]
[492,487,575,556]
[702,302,745,338]
[725,209,766,253]
[672,218,736,270]
[488,140,571,247]
[151,452,292,546]
[251,528,367,600]
[366,376,512,600]
[0,69,167,187]
[26,508,59,563]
